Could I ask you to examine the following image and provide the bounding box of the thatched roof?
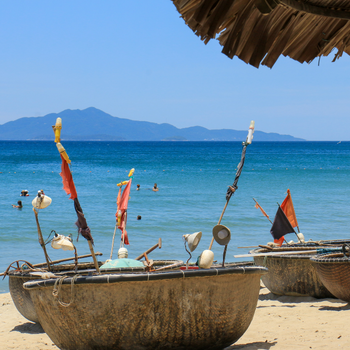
[172,0,350,68]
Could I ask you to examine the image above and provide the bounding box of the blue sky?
[0,1,349,141]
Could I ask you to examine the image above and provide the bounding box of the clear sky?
[0,1,349,141]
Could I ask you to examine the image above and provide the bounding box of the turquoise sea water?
[1,141,350,293]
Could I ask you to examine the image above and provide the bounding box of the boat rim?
[23,265,268,290]
[310,253,350,263]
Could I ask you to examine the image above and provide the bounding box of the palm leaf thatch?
[172,0,350,68]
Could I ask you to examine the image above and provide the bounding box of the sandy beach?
[0,286,349,350]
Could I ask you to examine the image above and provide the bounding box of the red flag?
[281,189,298,228]
[59,154,77,200]
[274,237,284,246]
[116,186,122,208]
[116,179,132,245]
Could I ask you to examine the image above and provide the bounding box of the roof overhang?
[172,0,350,67]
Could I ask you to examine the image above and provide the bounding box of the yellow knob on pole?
[53,118,62,143]
[128,168,135,177]
[56,143,71,164]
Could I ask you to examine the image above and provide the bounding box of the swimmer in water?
[12,200,23,209]
[153,183,159,192]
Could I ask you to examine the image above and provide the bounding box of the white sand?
[232,287,350,350]
[1,287,349,349]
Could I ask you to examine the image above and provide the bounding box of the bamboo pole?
[234,250,318,258]
[234,248,340,258]
[0,252,103,277]
[208,201,229,250]
[33,208,52,271]
[135,238,162,261]
[109,224,118,260]
[87,240,100,273]
[32,252,103,268]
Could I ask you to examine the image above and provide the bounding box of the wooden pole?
[233,248,340,258]
[135,238,162,261]
[33,208,52,271]
[253,197,273,224]
[0,252,103,277]
[88,240,100,273]
[32,252,103,268]
[208,200,229,250]
[110,224,118,260]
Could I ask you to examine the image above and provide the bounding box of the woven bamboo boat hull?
[253,249,333,298]
[24,265,267,350]
[9,274,40,323]
[311,253,350,302]
[8,261,102,323]
[8,260,182,324]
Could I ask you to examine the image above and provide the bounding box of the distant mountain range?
[0,107,304,141]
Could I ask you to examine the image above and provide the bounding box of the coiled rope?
[52,275,80,307]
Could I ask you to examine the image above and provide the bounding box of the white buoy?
[198,250,214,269]
[118,247,128,258]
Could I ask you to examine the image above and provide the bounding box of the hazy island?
[0,107,304,141]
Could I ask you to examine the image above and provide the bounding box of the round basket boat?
[311,252,350,302]
[252,247,334,298]
[23,264,267,350]
[8,260,182,324]
[8,261,104,323]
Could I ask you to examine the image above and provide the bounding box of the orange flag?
[59,154,77,200]
[254,198,270,221]
[116,179,132,245]
[281,189,298,228]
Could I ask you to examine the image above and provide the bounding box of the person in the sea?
[153,183,159,192]
[20,190,29,196]
[40,189,45,195]
[12,200,23,209]
[136,184,140,191]
[137,215,141,220]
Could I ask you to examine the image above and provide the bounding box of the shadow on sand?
[228,341,277,349]
[11,322,45,334]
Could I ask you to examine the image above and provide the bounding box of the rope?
[342,244,350,259]
[226,145,247,201]
[52,275,79,307]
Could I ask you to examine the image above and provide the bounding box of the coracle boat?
[251,246,334,298]
[21,120,268,350]
[251,189,350,298]
[249,240,350,298]
[311,246,350,302]
[23,264,267,350]
[5,258,103,323]
[6,257,182,324]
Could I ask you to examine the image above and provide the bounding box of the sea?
[1,140,350,293]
